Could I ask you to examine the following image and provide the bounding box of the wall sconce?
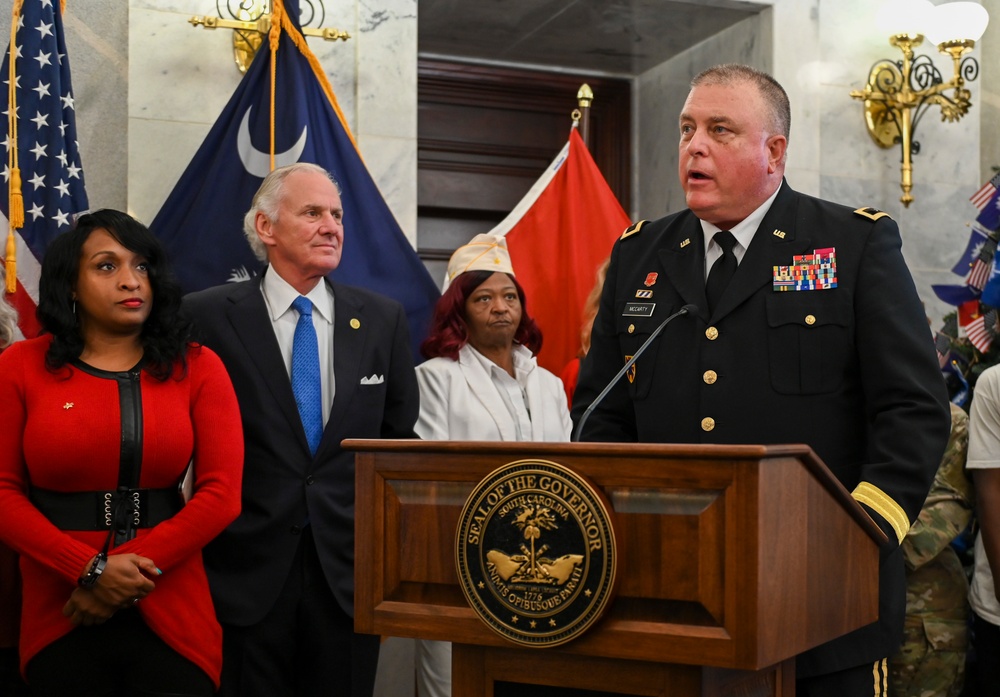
[190,0,350,73]
[850,1,989,207]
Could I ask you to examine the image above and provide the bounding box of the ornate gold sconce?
[850,1,989,207]
[190,1,351,73]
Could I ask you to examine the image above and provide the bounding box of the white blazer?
[415,344,571,442]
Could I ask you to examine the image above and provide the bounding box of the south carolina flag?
[487,128,629,374]
[149,0,438,360]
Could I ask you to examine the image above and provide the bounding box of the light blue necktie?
[290,296,323,455]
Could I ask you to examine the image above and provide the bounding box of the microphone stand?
[572,304,698,442]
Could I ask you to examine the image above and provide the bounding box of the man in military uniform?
[572,64,950,696]
[889,402,972,697]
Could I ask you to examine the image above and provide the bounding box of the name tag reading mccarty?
[622,302,655,317]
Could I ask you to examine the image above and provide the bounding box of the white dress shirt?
[701,183,782,279]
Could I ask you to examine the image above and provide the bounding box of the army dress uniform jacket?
[184,274,419,626]
[571,181,951,676]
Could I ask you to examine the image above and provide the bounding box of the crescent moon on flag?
[237,107,308,178]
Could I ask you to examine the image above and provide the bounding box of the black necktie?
[706,230,737,315]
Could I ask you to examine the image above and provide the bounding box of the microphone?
[572,304,698,442]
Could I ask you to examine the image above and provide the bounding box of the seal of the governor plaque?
[456,459,617,647]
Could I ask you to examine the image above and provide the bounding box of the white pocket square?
[360,374,385,385]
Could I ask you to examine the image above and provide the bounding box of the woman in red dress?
[0,210,244,696]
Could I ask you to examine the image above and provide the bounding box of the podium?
[347,440,885,697]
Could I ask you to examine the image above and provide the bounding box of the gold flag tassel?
[6,0,25,294]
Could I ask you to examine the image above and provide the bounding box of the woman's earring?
[72,300,76,316]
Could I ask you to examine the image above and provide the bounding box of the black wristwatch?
[78,553,108,588]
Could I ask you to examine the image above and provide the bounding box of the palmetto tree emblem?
[511,507,559,582]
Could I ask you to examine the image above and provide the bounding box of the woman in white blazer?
[412,234,571,697]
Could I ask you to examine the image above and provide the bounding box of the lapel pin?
[772,229,786,239]
[644,272,658,287]
[680,238,691,248]
[63,402,74,410]
[350,318,361,329]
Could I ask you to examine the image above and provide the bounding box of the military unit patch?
[635,289,653,299]
[773,247,837,291]
[644,273,658,287]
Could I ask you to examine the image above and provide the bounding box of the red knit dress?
[0,337,243,686]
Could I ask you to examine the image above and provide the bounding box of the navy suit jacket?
[184,275,419,625]
[572,182,950,676]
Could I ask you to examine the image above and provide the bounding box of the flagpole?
[576,83,593,150]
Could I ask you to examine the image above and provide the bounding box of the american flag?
[966,308,998,354]
[972,173,1000,211]
[968,235,998,291]
[1,0,88,341]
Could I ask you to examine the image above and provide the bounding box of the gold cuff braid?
[852,481,909,544]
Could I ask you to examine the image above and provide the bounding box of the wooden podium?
[347,440,885,697]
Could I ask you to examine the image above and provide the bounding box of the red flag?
[958,299,981,335]
[491,128,630,374]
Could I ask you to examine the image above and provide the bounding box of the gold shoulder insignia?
[620,220,648,240]
[853,207,892,222]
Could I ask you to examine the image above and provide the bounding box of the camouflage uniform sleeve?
[901,403,974,571]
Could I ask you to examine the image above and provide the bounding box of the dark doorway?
[417,58,631,283]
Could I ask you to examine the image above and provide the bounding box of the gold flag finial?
[577,83,594,109]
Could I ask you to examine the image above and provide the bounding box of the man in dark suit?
[184,162,419,697]
[572,64,950,696]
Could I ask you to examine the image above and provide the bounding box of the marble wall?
[982,0,1000,181]
[636,0,994,325]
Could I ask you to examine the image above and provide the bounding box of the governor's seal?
[456,459,617,647]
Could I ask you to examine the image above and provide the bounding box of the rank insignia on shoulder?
[621,220,647,240]
[854,206,891,222]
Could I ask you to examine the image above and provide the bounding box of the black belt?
[29,486,182,532]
